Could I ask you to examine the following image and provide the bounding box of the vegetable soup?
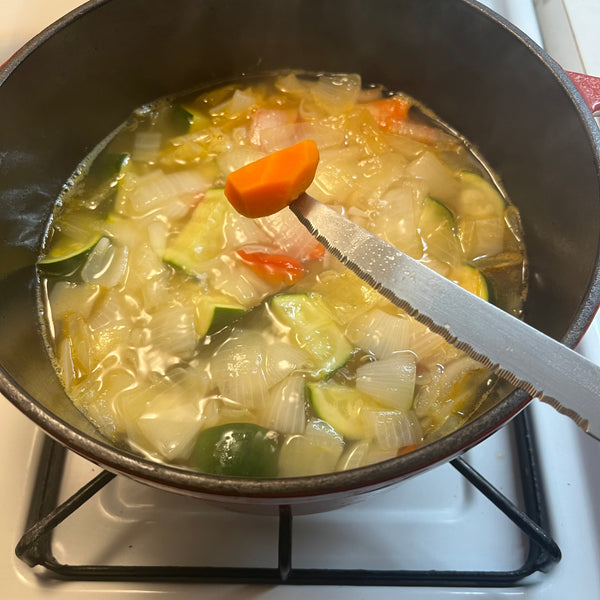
[37,72,527,477]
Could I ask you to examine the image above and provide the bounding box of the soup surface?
[38,72,527,477]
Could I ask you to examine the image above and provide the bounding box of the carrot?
[224,139,320,218]
[396,444,418,456]
[235,249,305,285]
[365,97,411,130]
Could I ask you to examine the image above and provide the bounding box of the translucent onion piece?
[222,210,272,251]
[135,393,212,461]
[125,242,167,292]
[216,146,266,175]
[86,289,132,331]
[356,353,416,411]
[257,123,299,153]
[209,255,276,307]
[257,208,324,261]
[295,122,345,150]
[309,146,364,203]
[407,320,446,362]
[263,342,309,388]
[81,237,129,288]
[57,337,76,391]
[265,374,307,434]
[278,418,345,477]
[210,332,269,409]
[366,409,422,451]
[62,314,93,377]
[149,304,197,357]
[370,183,425,259]
[310,73,361,115]
[250,108,297,149]
[458,216,505,260]
[49,281,100,320]
[132,131,162,163]
[274,73,310,96]
[129,169,210,215]
[337,440,371,471]
[346,308,410,359]
[406,151,460,203]
[147,220,169,257]
[413,355,484,422]
[227,88,259,116]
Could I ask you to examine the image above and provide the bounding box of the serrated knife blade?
[290,193,600,440]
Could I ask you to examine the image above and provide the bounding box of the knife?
[289,192,600,441]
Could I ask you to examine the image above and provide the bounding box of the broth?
[37,72,527,477]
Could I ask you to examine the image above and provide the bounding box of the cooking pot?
[1,0,600,514]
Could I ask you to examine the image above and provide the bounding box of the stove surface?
[2,1,600,599]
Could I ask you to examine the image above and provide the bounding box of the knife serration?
[290,193,600,440]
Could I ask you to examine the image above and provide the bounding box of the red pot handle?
[566,71,600,114]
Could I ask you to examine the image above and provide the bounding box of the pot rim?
[1,0,600,503]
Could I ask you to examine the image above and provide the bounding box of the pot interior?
[1,0,599,504]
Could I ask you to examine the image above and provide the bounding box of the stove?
[2,1,600,598]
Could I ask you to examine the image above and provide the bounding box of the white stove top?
[2,1,600,599]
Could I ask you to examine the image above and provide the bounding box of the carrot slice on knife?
[224,139,320,218]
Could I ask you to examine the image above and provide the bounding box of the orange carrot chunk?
[235,249,305,285]
[366,97,411,129]
[224,139,320,218]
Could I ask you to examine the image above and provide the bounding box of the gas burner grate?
[15,408,561,587]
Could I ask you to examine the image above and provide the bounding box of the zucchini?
[169,104,210,136]
[195,295,246,337]
[270,293,353,375]
[163,188,232,275]
[39,213,103,274]
[308,381,384,440]
[450,264,489,301]
[457,172,504,219]
[419,197,461,265]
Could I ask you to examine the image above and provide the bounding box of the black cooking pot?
[1,0,599,513]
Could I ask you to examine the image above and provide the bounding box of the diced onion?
[49,281,100,320]
[228,88,258,116]
[250,109,297,150]
[257,208,325,261]
[265,374,306,434]
[210,332,269,409]
[81,237,129,288]
[216,146,266,175]
[356,354,416,411]
[135,392,210,461]
[147,220,169,257]
[132,131,162,163]
[278,419,344,477]
[458,216,505,259]
[366,409,422,451]
[310,73,361,115]
[149,304,197,357]
[129,169,210,216]
[337,440,371,471]
[209,255,276,307]
[346,309,410,359]
[406,151,460,203]
[263,342,309,387]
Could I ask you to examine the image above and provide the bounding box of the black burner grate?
[15,408,561,587]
